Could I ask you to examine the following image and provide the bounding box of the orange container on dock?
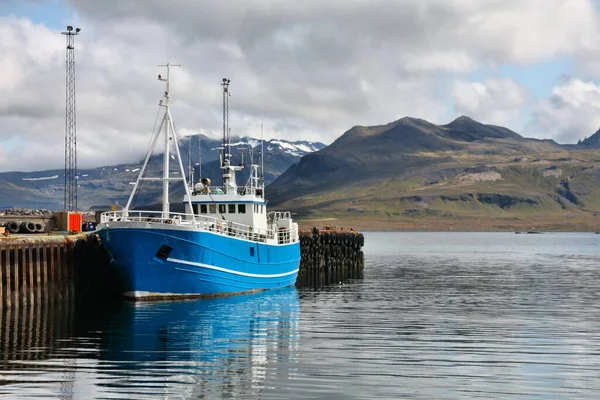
[56,211,84,233]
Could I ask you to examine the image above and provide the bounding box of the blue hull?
[98,226,301,298]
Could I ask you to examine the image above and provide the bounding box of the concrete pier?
[0,237,72,309]
[0,234,115,309]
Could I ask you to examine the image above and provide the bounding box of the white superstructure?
[102,71,298,245]
[183,78,297,241]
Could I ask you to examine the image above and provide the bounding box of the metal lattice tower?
[62,26,81,211]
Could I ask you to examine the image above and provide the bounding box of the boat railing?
[268,211,292,224]
[191,185,264,197]
[276,226,297,245]
[100,210,297,244]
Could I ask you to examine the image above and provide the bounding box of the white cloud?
[452,78,529,129]
[526,79,600,143]
[1,1,600,171]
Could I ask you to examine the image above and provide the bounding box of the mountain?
[578,127,600,148]
[0,135,325,210]
[268,116,600,231]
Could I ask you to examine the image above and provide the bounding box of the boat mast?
[219,78,244,195]
[124,64,176,213]
[124,63,197,223]
[158,63,179,214]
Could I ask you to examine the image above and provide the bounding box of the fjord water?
[1,232,600,399]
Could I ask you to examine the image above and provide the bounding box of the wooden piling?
[50,243,55,291]
[3,306,10,364]
[56,245,62,292]
[26,290,33,360]
[35,246,41,287]
[0,248,4,308]
[21,245,27,306]
[27,246,34,304]
[62,244,68,292]
[34,282,41,360]
[67,241,75,294]
[5,245,11,308]
[297,228,365,287]
[35,246,42,306]
[42,246,48,288]
[14,245,21,308]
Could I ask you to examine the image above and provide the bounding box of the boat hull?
[97,225,301,299]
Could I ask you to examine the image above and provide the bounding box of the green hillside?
[268,116,600,231]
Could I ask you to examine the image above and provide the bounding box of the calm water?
[1,232,600,399]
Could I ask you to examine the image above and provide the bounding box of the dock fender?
[75,238,87,256]
[19,221,36,234]
[5,221,19,233]
[88,233,101,250]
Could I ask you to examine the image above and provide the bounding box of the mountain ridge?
[578,127,600,148]
[0,135,325,210]
[267,115,600,231]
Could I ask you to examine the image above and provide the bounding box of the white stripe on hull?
[123,291,202,299]
[122,289,267,299]
[166,257,299,278]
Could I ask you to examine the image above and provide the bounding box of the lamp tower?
[61,25,81,211]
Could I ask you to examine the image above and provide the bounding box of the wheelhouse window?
[192,204,199,214]
[238,204,246,214]
[209,204,217,214]
[228,204,236,214]
[200,204,207,214]
[219,204,226,214]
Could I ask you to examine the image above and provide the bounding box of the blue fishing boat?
[97,66,300,299]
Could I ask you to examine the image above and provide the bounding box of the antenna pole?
[188,135,193,187]
[61,25,80,211]
[158,63,180,215]
[261,111,265,192]
[221,78,231,187]
[221,78,231,162]
[198,135,202,179]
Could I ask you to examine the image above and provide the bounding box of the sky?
[2,0,600,172]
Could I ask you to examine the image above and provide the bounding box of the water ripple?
[1,232,599,398]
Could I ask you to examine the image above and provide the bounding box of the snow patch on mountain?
[267,139,323,156]
[22,175,59,181]
[220,137,325,157]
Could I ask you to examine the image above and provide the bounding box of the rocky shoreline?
[0,208,55,217]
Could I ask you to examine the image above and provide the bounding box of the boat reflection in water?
[0,288,301,399]
[99,288,301,398]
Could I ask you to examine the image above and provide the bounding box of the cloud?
[526,79,600,143]
[452,78,530,130]
[2,1,600,171]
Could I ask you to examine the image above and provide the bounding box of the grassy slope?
[274,145,600,231]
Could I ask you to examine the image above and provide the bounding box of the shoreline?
[296,216,600,233]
